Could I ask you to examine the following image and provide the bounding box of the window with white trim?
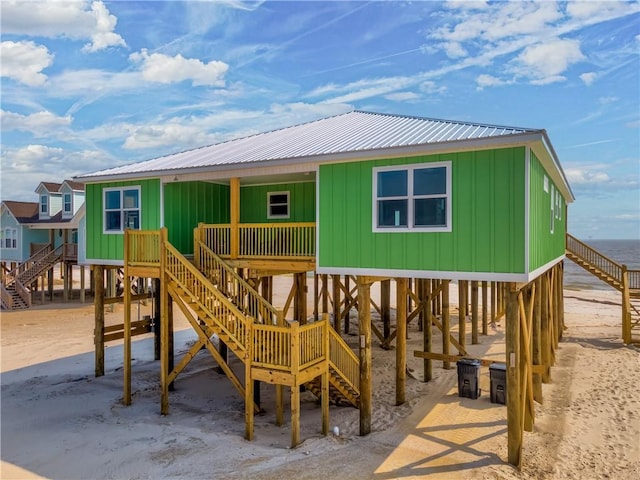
[550,185,555,234]
[4,228,17,249]
[63,193,72,214]
[103,187,141,233]
[267,191,290,219]
[40,195,48,215]
[373,162,451,232]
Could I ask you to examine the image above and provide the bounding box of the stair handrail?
[164,241,252,353]
[328,326,360,397]
[17,244,65,286]
[1,283,14,309]
[194,239,283,326]
[3,243,53,288]
[565,233,624,285]
[14,278,31,308]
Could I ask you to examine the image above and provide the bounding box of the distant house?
[1,180,85,309]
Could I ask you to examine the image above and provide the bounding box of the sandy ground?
[1,279,639,480]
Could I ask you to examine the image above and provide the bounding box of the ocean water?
[563,239,640,290]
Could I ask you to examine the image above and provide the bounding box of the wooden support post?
[540,273,551,383]
[290,321,300,447]
[160,229,170,415]
[293,272,307,324]
[153,278,161,361]
[80,265,86,303]
[482,281,488,335]
[506,283,523,469]
[423,279,433,382]
[230,177,240,259]
[396,278,407,405]
[321,314,330,436]
[332,275,341,332]
[471,280,479,344]
[94,265,105,377]
[357,277,372,436]
[491,281,496,325]
[344,275,351,335]
[245,322,254,441]
[313,273,319,322]
[168,294,175,391]
[123,231,132,405]
[622,265,631,344]
[442,280,451,370]
[48,266,54,300]
[321,274,329,315]
[532,276,543,403]
[381,279,391,339]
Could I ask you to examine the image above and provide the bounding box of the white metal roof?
[79,111,537,176]
[77,110,573,201]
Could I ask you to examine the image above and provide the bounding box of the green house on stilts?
[77,110,577,467]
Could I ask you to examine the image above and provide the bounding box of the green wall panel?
[86,179,161,261]
[528,151,566,271]
[164,181,230,254]
[240,182,315,223]
[318,148,526,274]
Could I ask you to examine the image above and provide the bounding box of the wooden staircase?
[193,239,360,407]
[566,234,640,344]
[1,244,64,310]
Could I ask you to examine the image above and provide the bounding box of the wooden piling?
[396,277,407,406]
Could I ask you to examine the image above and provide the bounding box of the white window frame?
[40,194,48,215]
[550,185,555,234]
[267,191,290,219]
[373,161,452,233]
[103,186,141,234]
[4,228,17,249]
[63,193,72,214]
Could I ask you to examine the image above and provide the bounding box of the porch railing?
[198,222,315,260]
[126,230,162,267]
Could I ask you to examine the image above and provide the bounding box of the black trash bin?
[457,358,481,399]
[489,362,507,404]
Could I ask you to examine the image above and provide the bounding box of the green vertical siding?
[528,151,566,271]
[318,148,526,274]
[240,182,315,223]
[164,181,230,254]
[86,179,161,261]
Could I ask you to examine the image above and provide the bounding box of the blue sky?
[1,0,638,239]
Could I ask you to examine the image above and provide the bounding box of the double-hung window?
[4,228,17,249]
[40,195,48,215]
[267,191,290,219]
[63,193,72,214]
[103,187,141,233]
[373,162,451,232]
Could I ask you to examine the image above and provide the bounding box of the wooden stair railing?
[2,243,53,289]
[17,245,64,287]
[565,233,624,290]
[164,242,251,358]
[566,233,640,344]
[194,239,283,326]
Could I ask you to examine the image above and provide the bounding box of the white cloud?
[129,49,229,87]
[475,74,511,89]
[309,76,417,104]
[580,72,597,85]
[1,110,72,136]
[123,123,217,150]
[0,41,52,86]
[565,168,610,185]
[0,0,126,52]
[514,38,585,82]
[384,92,421,102]
[442,41,467,59]
[4,144,64,172]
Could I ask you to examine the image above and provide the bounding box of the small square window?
[63,193,72,213]
[267,191,290,219]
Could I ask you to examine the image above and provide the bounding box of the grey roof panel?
[78,110,538,178]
